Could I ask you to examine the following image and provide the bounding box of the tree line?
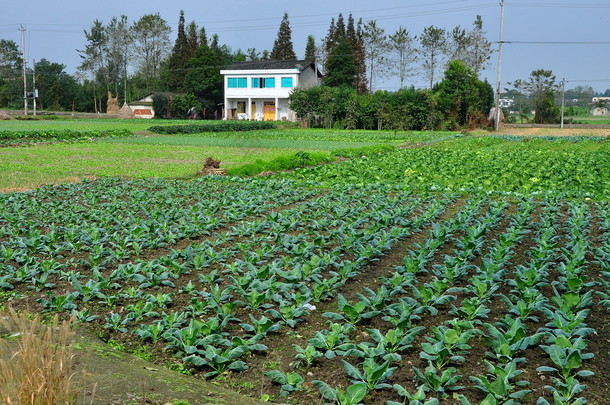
[0,10,605,123]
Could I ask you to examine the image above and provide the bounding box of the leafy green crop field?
[281,136,610,199]
[0,127,609,404]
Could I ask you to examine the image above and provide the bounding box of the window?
[264,77,275,88]
[228,77,247,88]
[251,77,275,88]
[281,77,293,88]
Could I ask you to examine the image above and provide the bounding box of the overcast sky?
[2,0,610,92]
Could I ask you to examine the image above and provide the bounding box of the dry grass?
[0,308,77,405]
[492,126,610,137]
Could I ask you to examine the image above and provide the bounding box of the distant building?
[220,60,321,121]
[590,97,610,116]
[499,98,514,109]
[128,94,155,119]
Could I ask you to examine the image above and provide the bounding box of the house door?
[263,102,275,121]
[251,103,256,120]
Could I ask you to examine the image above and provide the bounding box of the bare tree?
[362,20,389,92]
[465,15,493,74]
[105,15,133,101]
[419,25,447,88]
[132,13,171,90]
[388,26,416,89]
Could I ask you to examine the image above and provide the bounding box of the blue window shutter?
[281,77,293,88]
[265,77,275,88]
[238,78,247,88]
[251,78,260,88]
[228,78,237,88]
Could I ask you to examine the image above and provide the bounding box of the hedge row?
[148,121,275,134]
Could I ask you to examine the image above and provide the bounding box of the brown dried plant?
[0,308,77,405]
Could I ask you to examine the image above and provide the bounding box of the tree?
[34,59,80,110]
[466,15,493,74]
[164,10,191,91]
[434,60,492,128]
[564,85,594,108]
[78,20,108,112]
[348,15,367,94]
[389,26,416,89]
[362,20,388,92]
[324,39,357,88]
[0,39,23,108]
[182,41,224,105]
[304,35,317,62]
[510,69,560,124]
[419,26,447,88]
[447,26,470,63]
[186,21,199,55]
[131,13,172,90]
[105,15,133,101]
[270,12,296,60]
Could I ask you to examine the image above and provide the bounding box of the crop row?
[0,128,132,146]
[1,174,608,404]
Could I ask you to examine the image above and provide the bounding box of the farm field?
[0,124,609,404]
[0,122,454,192]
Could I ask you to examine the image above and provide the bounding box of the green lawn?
[100,134,385,150]
[0,142,321,192]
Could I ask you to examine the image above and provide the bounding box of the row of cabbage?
[0,176,608,404]
[281,197,606,404]
[0,128,132,146]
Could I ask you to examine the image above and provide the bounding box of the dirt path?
[72,328,261,405]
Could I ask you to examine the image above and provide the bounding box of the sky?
[2,0,610,93]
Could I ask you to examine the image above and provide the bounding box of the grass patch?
[101,135,383,150]
[0,142,309,192]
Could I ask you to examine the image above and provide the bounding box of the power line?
[504,40,610,44]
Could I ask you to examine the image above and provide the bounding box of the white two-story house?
[220,60,321,121]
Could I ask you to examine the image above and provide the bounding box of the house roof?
[224,60,317,72]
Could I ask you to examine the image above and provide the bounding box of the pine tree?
[335,14,346,41]
[186,21,199,55]
[304,35,317,62]
[325,39,357,88]
[348,15,367,93]
[270,12,296,60]
[165,10,190,90]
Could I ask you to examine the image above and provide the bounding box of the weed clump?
[0,308,77,404]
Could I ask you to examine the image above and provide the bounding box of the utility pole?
[560,78,566,129]
[494,0,505,131]
[20,25,28,116]
[32,59,37,116]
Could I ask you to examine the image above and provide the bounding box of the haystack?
[201,156,227,176]
[118,103,135,119]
